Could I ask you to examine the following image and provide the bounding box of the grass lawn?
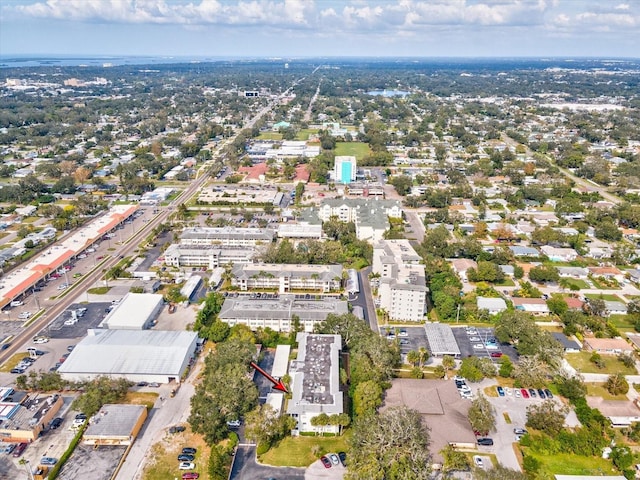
[563,278,589,290]
[584,293,622,302]
[565,352,637,375]
[296,128,318,140]
[585,382,628,400]
[335,142,370,161]
[87,286,111,294]
[0,352,28,372]
[589,278,619,290]
[260,432,351,467]
[124,392,159,410]
[258,132,282,140]
[494,278,515,287]
[142,426,211,480]
[609,314,636,331]
[525,451,616,476]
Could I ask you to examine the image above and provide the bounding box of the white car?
[472,344,484,350]
[57,284,69,290]
[10,300,24,307]
[515,389,521,398]
[33,337,49,344]
[64,319,78,326]
[179,462,195,470]
[398,330,409,337]
[474,456,484,467]
[18,312,32,319]
[504,387,512,396]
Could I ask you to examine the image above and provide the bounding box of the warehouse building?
[99,293,164,330]
[58,329,198,384]
[218,294,348,332]
[0,391,63,442]
[83,404,147,446]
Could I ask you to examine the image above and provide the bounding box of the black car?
[338,451,347,466]
[182,447,197,455]
[537,389,546,399]
[75,413,87,420]
[49,418,63,429]
[1,343,10,351]
[10,368,25,374]
[178,454,195,462]
[528,388,537,398]
[477,438,494,446]
[169,425,186,434]
[544,389,553,399]
[137,381,148,387]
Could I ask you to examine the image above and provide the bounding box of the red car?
[320,456,332,469]
[490,352,503,358]
[182,474,199,480]
[521,389,530,398]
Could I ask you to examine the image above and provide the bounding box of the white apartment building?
[163,244,255,269]
[179,227,275,247]
[373,240,427,322]
[286,333,344,435]
[231,263,343,293]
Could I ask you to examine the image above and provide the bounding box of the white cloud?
[614,3,630,10]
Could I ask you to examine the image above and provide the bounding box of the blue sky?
[1,0,638,58]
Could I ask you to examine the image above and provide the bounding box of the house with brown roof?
[583,337,634,355]
[585,396,640,427]
[381,378,476,465]
[588,266,624,281]
[563,296,584,311]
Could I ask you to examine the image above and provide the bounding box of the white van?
[10,300,24,307]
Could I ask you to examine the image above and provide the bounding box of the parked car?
[169,425,186,434]
[178,462,195,470]
[33,336,49,344]
[226,419,241,428]
[18,311,32,319]
[338,451,347,466]
[474,456,484,467]
[496,386,505,397]
[10,300,24,307]
[329,453,340,465]
[544,389,553,399]
[477,438,494,446]
[398,329,408,337]
[12,442,27,457]
[490,352,503,358]
[49,418,63,429]
[182,447,197,455]
[182,474,199,480]
[513,428,528,435]
[515,389,521,398]
[320,456,332,469]
[528,388,537,398]
[521,389,529,399]
[537,389,546,399]
[2,443,16,454]
[40,457,57,466]
[472,344,484,350]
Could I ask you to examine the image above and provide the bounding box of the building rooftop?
[180,226,275,242]
[287,333,343,416]
[219,294,348,323]
[232,263,343,282]
[424,323,461,356]
[58,329,198,377]
[100,293,163,329]
[85,404,146,438]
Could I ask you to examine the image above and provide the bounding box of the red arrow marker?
[250,361,288,393]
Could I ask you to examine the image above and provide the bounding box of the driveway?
[230,445,305,480]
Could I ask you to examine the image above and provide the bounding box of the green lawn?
[494,278,515,287]
[260,433,350,467]
[258,132,283,140]
[584,293,622,302]
[335,142,371,161]
[526,451,617,476]
[589,277,619,290]
[562,279,589,290]
[609,314,636,331]
[296,128,319,140]
[565,352,637,375]
[585,382,628,400]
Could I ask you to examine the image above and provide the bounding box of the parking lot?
[451,326,518,361]
[58,444,127,480]
[43,302,111,339]
[379,326,429,358]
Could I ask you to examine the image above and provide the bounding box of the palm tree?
[407,350,420,367]
[418,347,430,367]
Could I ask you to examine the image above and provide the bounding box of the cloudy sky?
[1,0,638,58]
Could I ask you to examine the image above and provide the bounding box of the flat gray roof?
[219,295,348,322]
[101,293,163,329]
[85,404,146,438]
[58,330,198,376]
[424,323,461,356]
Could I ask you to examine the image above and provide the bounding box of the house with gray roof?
[477,297,507,315]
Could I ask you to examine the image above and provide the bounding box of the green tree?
[606,373,629,395]
[468,393,496,436]
[440,444,469,473]
[347,406,432,480]
[352,380,383,417]
[526,400,568,436]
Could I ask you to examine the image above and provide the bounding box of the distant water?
[0,55,221,69]
[367,89,410,97]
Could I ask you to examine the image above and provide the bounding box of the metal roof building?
[84,404,147,446]
[424,323,461,358]
[58,329,198,383]
[99,293,164,330]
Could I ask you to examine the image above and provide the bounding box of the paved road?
[357,268,378,332]
[229,445,305,480]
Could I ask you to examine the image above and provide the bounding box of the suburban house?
[477,297,507,315]
[552,332,581,353]
[512,297,550,316]
[583,337,634,355]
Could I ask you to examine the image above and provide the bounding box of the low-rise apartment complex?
[231,263,343,293]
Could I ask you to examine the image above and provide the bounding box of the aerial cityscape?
[1,1,640,480]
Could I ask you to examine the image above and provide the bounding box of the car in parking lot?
[18,311,32,319]
[513,428,528,435]
[528,388,537,398]
[521,389,529,398]
[179,462,195,470]
[329,453,340,465]
[474,456,484,467]
[10,300,24,307]
[169,425,186,434]
[12,442,27,457]
[515,389,521,398]
[178,454,195,462]
[2,443,16,454]
[182,474,199,480]
[338,451,347,466]
[477,438,494,446]
[182,447,197,455]
[496,386,505,396]
[40,457,57,466]
[398,329,408,337]
[544,389,553,398]
[472,344,484,350]
[33,336,49,344]
[469,336,481,342]
[10,368,25,374]
[537,389,546,399]
[399,339,409,345]
[490,352,503,358]
[226,419,241,428]
[320,456,332,469]
[49,417,63,429]
[57,283,69,290]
